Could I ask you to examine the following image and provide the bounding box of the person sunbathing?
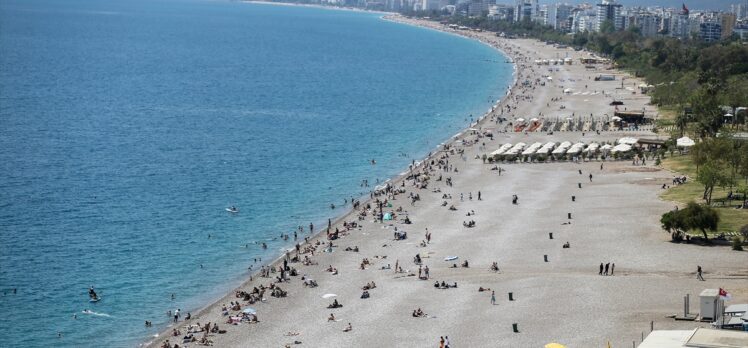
[490,262,499,272]
[343,323,352,332]
[449,205,457,211]
[360,291,370,299]
[461,260,469,268]
[327,299,342,308]
[328,313,336,322]
[478,287,491,292]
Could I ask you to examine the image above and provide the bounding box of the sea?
[0,0,512,346]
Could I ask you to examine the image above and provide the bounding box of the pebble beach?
[148,14,748,348]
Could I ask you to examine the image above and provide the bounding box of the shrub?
[732,237,744,251]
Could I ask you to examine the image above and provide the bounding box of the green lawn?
[660,154,748,235]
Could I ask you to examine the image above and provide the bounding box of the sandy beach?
[149,14,748,348]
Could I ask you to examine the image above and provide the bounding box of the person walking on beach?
[600,163,604,170]
[478,191,482,201]
[589,173,593,182]
[439,336,445,348]
[599,263,603,275]
[491,291,496,305]
[445,336,450,348]
[697,266,705,281]
[604,263,609,276]
[611,263,615,275]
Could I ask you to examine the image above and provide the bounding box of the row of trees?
[691,134,748,206]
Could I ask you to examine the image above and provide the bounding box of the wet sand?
[148,14,748,348]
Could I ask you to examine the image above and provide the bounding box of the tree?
[684,202,720,240]
[661,202,720,241]
[599,19,615,34]
[696,161,731,205]
[661,209,687,241]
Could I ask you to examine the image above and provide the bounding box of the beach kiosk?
[700,289,721,321]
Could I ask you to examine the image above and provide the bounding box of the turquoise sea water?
[0,0,511,346]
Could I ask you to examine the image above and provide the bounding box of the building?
[467,0,487,17]
[514,0,537,22]
[721,12,736,38]
[595,0,623,32]
[488,4,514,21]
[639,328,748,348]
[700,20,722,42]
[548,3,574,31]
[669,8,690,39]
[421,0,441,11]
[632,12,661,37]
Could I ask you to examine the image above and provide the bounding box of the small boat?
[226,206,239,213]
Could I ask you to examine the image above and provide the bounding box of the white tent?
[536,142,556,155]
[552,141,572,155]
[585,142,600,153]
[491,143,513,156]
[611,144,632,153]
[617,137,638,145]
[676,136,695,147]
[567,142,586,155]
[521,142,543,155]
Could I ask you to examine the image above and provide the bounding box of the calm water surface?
[0,0,512,346]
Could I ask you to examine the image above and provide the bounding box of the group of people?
[598,262,615,276]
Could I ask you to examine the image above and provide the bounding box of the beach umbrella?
[321,294,337,299]
[242,307,257,314]
[515,118,525,123]
[545,344,566,348]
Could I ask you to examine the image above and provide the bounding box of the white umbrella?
[515,118,525,123]
[611,116,622,121]
[676,136,695,147]
[530,118,539,121]
[563,88,572,94]
[242,307,257,314]
[322,294,337,299]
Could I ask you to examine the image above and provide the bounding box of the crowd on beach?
[147,15,719,348]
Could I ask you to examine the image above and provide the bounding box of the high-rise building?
[548,3,574,31]
[700,20,722,42]
[669,6,690,39]
[632,13,661,37]
[595,0,623,32]
[514,0,538,22]
[489,4,514,21]
[721,12,736,38]
[468,0,486,16]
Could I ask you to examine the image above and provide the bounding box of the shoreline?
[147,9,748,348]
[144,8,519,348]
